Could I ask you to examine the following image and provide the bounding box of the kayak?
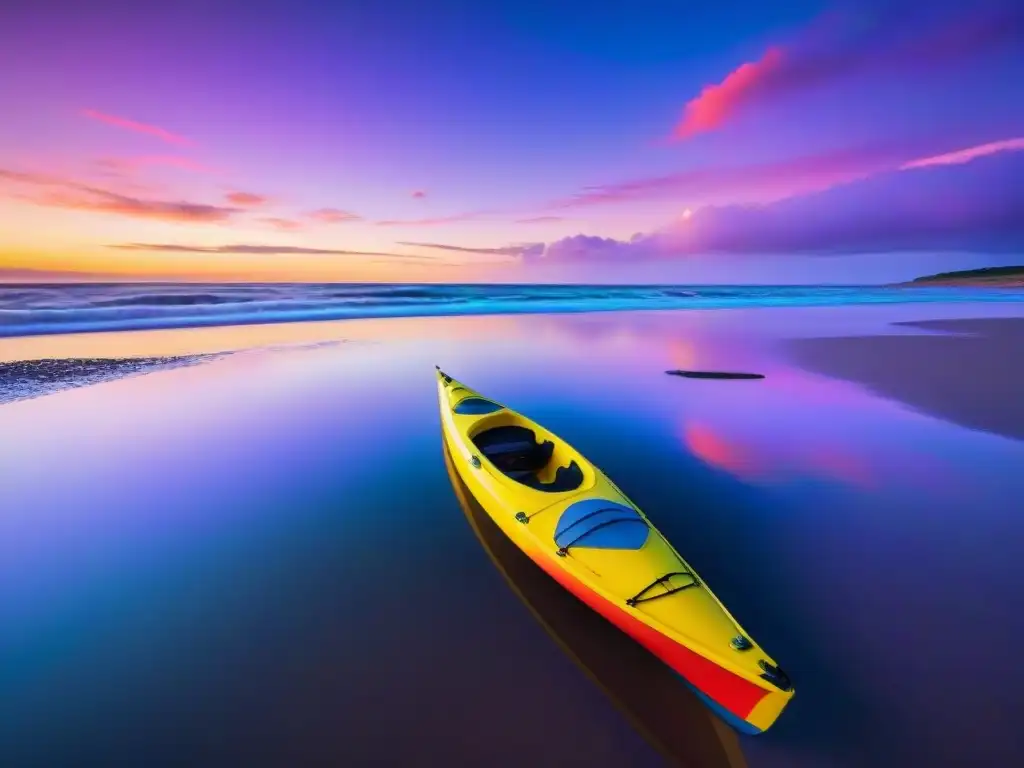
[436,367,794,734]
[442,441,749,767]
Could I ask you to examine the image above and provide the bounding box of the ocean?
[3,282,1023,337]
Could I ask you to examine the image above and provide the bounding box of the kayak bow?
[436,367,794,734]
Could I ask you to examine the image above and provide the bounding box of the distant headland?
[902,265,1024,287]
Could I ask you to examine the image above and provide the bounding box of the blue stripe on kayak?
[675,673,763,736]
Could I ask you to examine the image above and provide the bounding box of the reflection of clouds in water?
[677,383,969,493]
[806,448,874,488]
[681,419,875,488]
[683,421,765,480]
[667,339,698,370]
[675,366,903,489]
[255,339,351,353]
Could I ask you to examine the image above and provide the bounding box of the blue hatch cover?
[554,498,649,552]
[453,397,503,415]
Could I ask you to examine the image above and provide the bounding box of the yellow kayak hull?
[443,440,749,767]
[436,368,794,734]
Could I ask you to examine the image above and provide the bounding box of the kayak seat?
[519,461,584,493]
[472,425,582,491]
[476,430,554,473]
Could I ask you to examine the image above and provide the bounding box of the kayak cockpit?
[472,424,585,492]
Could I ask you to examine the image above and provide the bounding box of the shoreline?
[6,309,1024,412]
[900,265,1024,288]
[899,279,1024,288]
[0,354,227,406]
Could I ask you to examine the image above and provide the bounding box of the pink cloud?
[900,137,1024,170]
[548,142,915,210]
[674,47,786,139]
[375,211,486,227]
[108,243,436,258]
[81,109,193,147]
[259,217,304,232]
[96,156,213,174]
[39,190,237,222]
[397,241,543,257]
[226,191,268,207]
[0,168,239,223]
[517,216,566,224]
[411,190,427,199]
[0,169,68,187]
[308,208,362,224]
[671,6,1024,140]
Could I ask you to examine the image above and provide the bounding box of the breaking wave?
[2,282,1022,338]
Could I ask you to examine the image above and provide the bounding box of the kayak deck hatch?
[554,498,650,554]
[453,397,504,415]
[472,424,584,492]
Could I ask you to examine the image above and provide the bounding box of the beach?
[3,301,1024,767]
[790,317,1024,441]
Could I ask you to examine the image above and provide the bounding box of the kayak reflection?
[443,442,747,768]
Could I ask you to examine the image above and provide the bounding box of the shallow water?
[3,304,1024,767]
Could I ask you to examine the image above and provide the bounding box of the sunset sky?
[1,0,1022,284]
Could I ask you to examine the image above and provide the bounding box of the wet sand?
[0,340,350,406]
[788,317,1024,441]
[0,355,227,405]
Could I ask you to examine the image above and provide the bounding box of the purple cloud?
[545,141,927,211]
[536,148,1024,261]
[107,243,441,258]
[398,241,543,257]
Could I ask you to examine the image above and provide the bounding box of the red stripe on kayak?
[525,545,768,721]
